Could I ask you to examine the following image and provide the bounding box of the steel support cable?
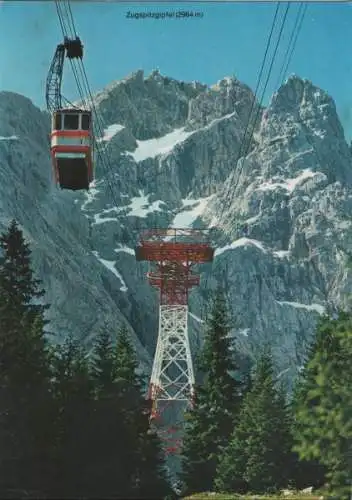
[222,0,305,218]
[54,2,74,105]
[66,0,191,248]
[218,2,281,223]
[274,3,304,90]
[64,2,122,191]
[208,2,307,344]
[189,6,291,335]
[278,3,307,86]
[233,3,281,172]
[242,2,291,159]
[207,4,308,343]
[218,2,291,228]
[74,69,122,190]
[61,0,76,39]
[78,58,122,178]
[223,1,305,221]
[201,4,288,328]
[56,1,106,142]
[271,3,311,168]
[220,3,291,220]
[59,1,89,109]
[76,59,123,208]
[64,1,122,193]
[54,0,121,209]
[55,3,94,138]
[72,53,123,202]
[55,2,89,111]
[202,4,291,340]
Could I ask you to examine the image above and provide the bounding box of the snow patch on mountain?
[128,191,165,217]
[98,124,125,142]
[93,207,121,225]
[188,312,204,323]
[203,110,238,130]
[273,250,291,259]
[87,191,166,224]
[92,251,128,292]
[276,300,325,315]
[256,169,318,193]
[239,328,250,337]
[171,196,214,228]
[0,135,18,141]
[215,238,268,257]
[81,180,101,211]
[114,245,135,256]
[277,367,291,379]
[127,127,193,162]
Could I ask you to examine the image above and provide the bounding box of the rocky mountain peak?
[92,69,205,141]
[188,74,257,129]
[258,75,352,185]
[210,75,244,90]
[0,70,350,392]
[0,91,49,142]
[263,75,346,141]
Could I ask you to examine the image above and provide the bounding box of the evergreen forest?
[0,219,350,499]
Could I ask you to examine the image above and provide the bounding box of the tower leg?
[149,305,195,409]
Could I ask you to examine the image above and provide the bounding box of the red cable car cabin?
[51,109,93,190]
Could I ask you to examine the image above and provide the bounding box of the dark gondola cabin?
[50,109,93,190]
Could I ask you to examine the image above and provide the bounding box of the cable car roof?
[53,108,91,114]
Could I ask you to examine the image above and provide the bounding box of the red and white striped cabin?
[51,109,93,190]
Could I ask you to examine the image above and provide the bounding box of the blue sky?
[1,1,352,139]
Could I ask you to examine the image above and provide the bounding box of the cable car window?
[64,114,79,130]
[54,114,62,130]
[81,114,90,130]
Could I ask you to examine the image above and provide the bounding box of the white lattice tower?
[135,228,214,454]
[149,304,194,403]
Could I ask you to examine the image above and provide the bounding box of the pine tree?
[91,329,117,395]
[88,328,131,498]
[180,286,243,495]
[289,350,327,491]
[114,324,171,499]
[50,334,95,498]
[0,219,48,321]
[293,312,352,499]
[0,221,49,383]
[216,346,295,494]
[0,220,54,497]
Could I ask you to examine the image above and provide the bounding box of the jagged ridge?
[0,70,351,390]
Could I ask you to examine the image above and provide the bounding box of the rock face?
[0,70,351,390]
